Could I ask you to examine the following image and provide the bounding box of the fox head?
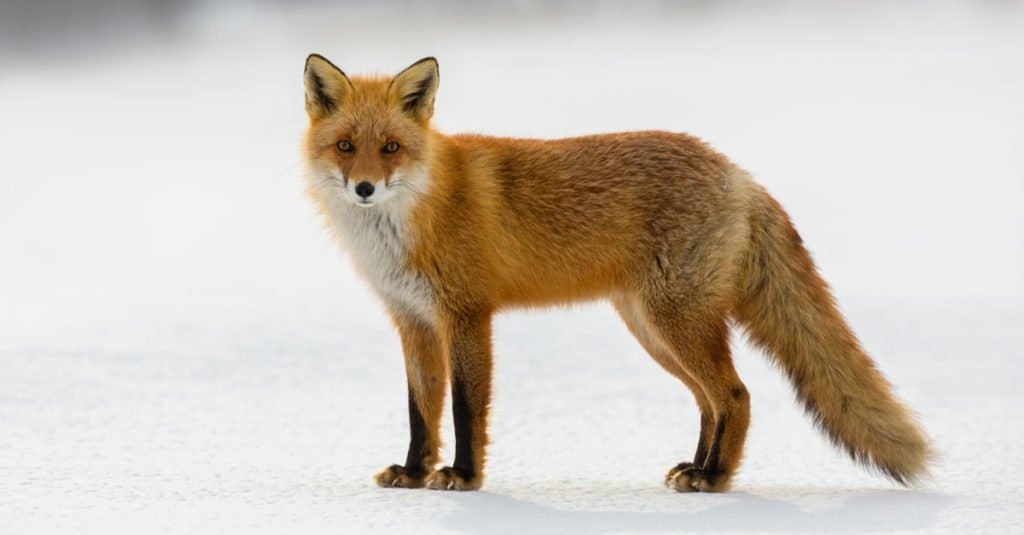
[302,55,438,208]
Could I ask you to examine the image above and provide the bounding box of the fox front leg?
[425,310,493,491]
[375,315,446,488]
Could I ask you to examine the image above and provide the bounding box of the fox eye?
[383,141,400,153]
[336,140,354,152]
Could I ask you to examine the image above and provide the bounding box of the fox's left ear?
[388,57,439,122]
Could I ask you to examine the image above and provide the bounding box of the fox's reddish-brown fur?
[301,55,931,492]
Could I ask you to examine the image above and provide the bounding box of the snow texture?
[1,2,1022,533]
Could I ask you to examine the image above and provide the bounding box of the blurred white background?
[1,1,1022,533]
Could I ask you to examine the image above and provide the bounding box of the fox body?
[301,55,931,492]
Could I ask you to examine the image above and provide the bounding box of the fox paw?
[665,462,699,492]
[665,462,732,493]
[424,466,481,491]
[375,464,427,489]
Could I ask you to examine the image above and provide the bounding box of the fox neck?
[319,129,462,325]
[331,167,437,322]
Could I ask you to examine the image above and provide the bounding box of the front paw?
[375,464,427,489]
[424,466,481,491]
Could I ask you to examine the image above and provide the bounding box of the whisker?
[401,182,427,197]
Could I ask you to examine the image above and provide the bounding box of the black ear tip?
[305,53,323,71]
[420,57,439,81]
[306,54,349,78]
[417,56,439,69]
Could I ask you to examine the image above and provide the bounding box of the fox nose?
[355,181,375,199]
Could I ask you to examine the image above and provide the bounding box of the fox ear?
[304,54,354,119]
[388,57,439,122]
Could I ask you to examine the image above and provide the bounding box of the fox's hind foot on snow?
[665,462,733,493]
[665,462,699,492]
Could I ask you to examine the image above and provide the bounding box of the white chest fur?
[332,204,437,323]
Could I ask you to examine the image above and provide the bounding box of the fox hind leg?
[637,293,750,492]
[612,293,717,492]
[651,308,749,492]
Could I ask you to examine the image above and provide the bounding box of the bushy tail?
[735,190,931,485]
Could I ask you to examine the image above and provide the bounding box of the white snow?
[1,2,1022,533]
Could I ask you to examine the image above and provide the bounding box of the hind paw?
[665,462,699,492]
[665,462,732,493]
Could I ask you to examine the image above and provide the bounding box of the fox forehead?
[306,77,422,149]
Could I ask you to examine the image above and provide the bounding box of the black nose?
[355,181,375,199]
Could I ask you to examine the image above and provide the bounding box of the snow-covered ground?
[1,2,1022,533]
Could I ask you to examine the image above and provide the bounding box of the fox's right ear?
[304,54,354,119]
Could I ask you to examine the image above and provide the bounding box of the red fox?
[301,55,931,492]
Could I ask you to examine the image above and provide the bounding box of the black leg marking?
[702,416,728,474]
[669,413,733,492]
[403,386,429,478]
[693,411,712,467]
[451,375,475,480]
